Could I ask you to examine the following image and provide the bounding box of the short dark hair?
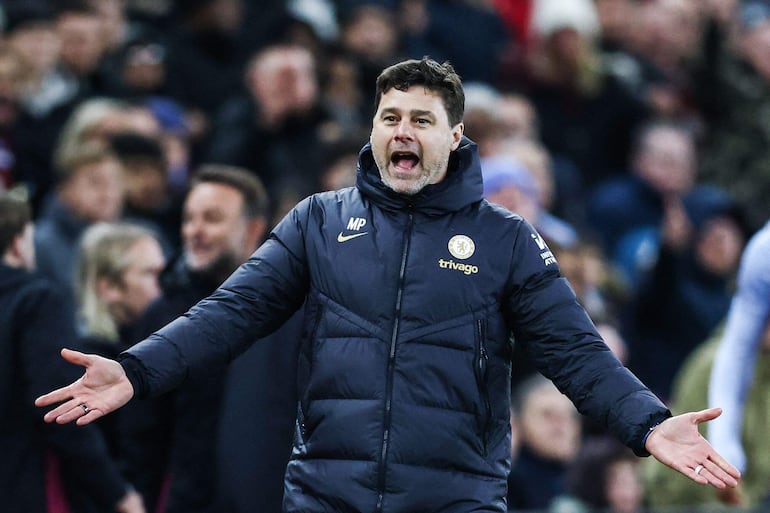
[190,164,269,219]
[374,57,465,127]
[109,132,167,176]
[0,192,32,254]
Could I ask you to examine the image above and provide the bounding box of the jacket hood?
[356,136,484,215]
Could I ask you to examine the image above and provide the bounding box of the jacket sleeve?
[121,197,313,398]
[502,221,670,455]
[20,281,129,509]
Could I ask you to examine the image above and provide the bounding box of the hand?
[116,488,145,513]
[35,348,134,426]
[645,407,741,489]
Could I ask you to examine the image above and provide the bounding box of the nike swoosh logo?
[337,232,369,243]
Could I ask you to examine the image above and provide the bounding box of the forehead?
[185,182,244,211]
[376,86,449,121]
[524,384,573,413]
[125,236,163,263]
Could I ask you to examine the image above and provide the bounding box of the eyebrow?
[381,107,436,117]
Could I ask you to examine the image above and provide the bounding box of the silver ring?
[694,464,704,476]
[80,404,90,414]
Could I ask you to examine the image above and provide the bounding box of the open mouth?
[390,151,420,172]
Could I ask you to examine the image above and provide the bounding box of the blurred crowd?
[2,0,770,512]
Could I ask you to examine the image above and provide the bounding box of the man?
[35,140,124,294]
[120,164,300,513]
[37,58,740,512]
[0,193,142,513]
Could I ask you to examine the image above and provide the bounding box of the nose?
[182,217,202,240]
[394,119,414,140]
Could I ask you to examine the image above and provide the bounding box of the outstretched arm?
[35,348,134,425]
[645,407,741,489]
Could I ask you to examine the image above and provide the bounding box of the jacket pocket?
[299,299,324,415]
[474,318,492,456]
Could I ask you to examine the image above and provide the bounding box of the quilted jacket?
[121,138,669,513]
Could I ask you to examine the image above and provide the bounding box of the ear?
[245,217,268,252]
[2,233,23,267]
[450,122,464,151]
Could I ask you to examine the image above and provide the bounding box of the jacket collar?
[0,262,29,289]
[356,136,484,215]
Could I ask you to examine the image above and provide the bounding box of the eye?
[383,115,398,123]
[415,118,431,126]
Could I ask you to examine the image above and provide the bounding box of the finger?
[35,384,74,408]
[695,465,724,488]
[692,407,722,424]
[61,348,92,367]
[690,464,709,486]
[42,397,84,423]
[703,459,739,488]
[53,400,97,425]
[76,408,103,426]
[707,452,742,482]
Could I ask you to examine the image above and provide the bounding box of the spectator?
[35,140,124,295]
[54,0,111,96]
[122,165,299,513]
[2,1,72,120]
[508,374,582,511]
[587,119,699,287]
[100,30,171,101]
[602,0,703,119]
[398,0,510,83]
[109,131,183,251]
[482,153,579,249]
[627,187,749,401]
[318,137,362,192]
[162,0,250,120]
[0,192,143,513]
[144,97,193,194]
[2,1,84,209]
[73,221,165,501]
[0,43,30,191]
[52,96,162,185]
[553,436,646,513]
[338,2,403,117]
[695,0,770,230]
[518,0,650,186]
[75,221,166,356]
[206,43,332,220]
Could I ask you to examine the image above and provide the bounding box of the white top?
[708,221,770,473]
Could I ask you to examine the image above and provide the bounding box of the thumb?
[693,406,723,424]
[61,348,92,368]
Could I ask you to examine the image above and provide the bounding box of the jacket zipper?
[475,319,491,457]
[375,213,413,513]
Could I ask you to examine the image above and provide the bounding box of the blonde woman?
[76,221,165,356]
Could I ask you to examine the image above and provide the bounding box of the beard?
[373,150,450,196]
[187,251,241,285]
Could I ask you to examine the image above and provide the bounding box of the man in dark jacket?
[38,58,740,512]
[121,164,301,513]
[0,192,142,513]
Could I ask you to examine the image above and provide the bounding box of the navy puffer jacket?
[122,138,669,513]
